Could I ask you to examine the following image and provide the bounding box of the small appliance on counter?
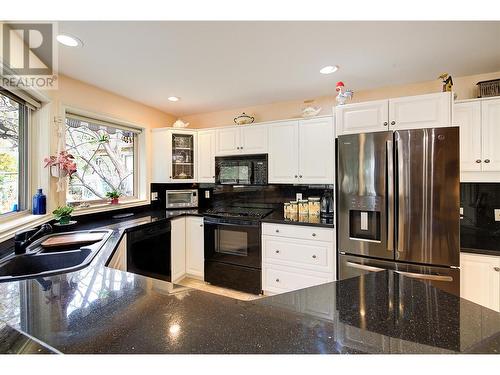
[165,189,198,209]
[320,189,334,218]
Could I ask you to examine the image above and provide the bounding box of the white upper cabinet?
[481,98,500,172]
[454,101,482,172]
[455,96,500,182]
[215,125,268,156]
[268,117,334,184]
[185,216,204,279]
[336,99,389,135]
[197,130,216,183]
[240,125,268,154]
[335,92,452,136]
[215,127,240,155]
[151,129,197,183]
[268,120,300,183]
[298,117,334,184]
[388,92,451,130]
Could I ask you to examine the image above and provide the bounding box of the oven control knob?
[275,278,280,282]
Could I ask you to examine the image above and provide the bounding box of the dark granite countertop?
[0,209,499,354]
[262,210,334,228]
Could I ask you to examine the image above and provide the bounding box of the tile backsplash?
[460,183,500,251]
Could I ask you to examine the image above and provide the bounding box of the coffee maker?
[320,189,334,218]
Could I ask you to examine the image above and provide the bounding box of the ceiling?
[57,21,500,116]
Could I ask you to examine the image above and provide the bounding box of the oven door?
[203,217,261,269]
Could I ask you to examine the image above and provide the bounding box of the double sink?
[0,229,113,282]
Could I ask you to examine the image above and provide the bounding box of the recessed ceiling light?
[320,65,339,74]
[168,96,180,102]
[56,34,83,47]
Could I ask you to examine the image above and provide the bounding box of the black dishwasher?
[127,221,171,281]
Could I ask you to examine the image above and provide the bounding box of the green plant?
[105,191,121,199]
[52,205,74,224]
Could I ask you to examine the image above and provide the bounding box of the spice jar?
[289,201,298,221]
[298,199,309,216]
[284,203,290,218]
[308,197,321,216]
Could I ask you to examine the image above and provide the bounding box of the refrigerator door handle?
[394,270,454,282]
[346,261,386,272]
[386,139,394,252]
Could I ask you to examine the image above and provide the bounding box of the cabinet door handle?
[312,255,317,259]
[312,233,317,237]
[299,175,303,178]
[275,250,280,254]
[476,159,482,163]
[383,121,388,126]
[275,229,280,233]
[391,121,396,125]
[275,278,280,282]
[294,175,298,178]
[494,267,500,272]
[484,159,491,163]
[240,146,243,149]
[200,224,203,227]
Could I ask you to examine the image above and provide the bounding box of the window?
[65,114,139,204]
[0,91,28,215]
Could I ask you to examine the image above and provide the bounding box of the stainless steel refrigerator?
[337,127,460,295]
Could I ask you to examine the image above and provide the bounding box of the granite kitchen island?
[0,214,499,354]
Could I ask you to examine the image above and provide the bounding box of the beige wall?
[184,70,500,129]
[48,75,176,128]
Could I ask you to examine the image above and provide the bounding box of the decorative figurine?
[335,81,353,105]
[439,73,453,92]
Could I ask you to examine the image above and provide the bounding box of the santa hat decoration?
[335,81,345,92]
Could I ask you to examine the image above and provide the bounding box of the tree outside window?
[65,117,136,203]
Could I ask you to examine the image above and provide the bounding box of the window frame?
[62,107,145,209]
[0,90,31,218]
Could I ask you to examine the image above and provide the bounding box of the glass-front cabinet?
[151,129,197,183]
[171,132,195,180]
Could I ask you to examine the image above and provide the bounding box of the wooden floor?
[177,277,262,301]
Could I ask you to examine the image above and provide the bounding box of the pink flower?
[43,151,78,177]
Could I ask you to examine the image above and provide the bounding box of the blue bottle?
[32,188,47,215]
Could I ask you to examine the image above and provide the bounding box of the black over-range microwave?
[215,154,268,185]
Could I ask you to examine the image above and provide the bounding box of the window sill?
[0,213,52,244]
[71,199,150,216]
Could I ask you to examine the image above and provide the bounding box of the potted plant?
[106,191,121,205]
[52,205,74,225]
[43,151,77,178]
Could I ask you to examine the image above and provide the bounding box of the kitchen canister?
[289,201,298,221]
[32,188,47,215]
[308,197,321,216]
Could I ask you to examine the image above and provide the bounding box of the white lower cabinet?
[262,223,336,295]
[185,216,204,279]
[107,235,127,271]
[460,252,500,312]
[171,217,186,283]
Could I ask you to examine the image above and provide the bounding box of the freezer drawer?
[339,254,460,296]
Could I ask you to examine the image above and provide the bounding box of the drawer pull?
[312,233,316,237]
[275,229,280,233]
[312,255,317,259]
[476,159,482,163]
[494,267,500,272]
[275,278,280,282]
[485,159,491,163]
[275,250,280,254]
